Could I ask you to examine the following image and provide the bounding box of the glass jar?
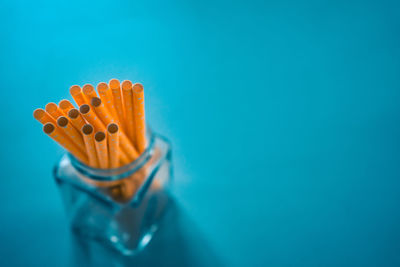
[53,131,172,255]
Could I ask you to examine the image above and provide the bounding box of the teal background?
[1,0,400,266]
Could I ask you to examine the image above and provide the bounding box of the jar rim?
[68,128,155,181]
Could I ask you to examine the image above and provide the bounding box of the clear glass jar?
[53,131,172,255]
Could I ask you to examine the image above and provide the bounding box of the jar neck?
[69,131,155,181]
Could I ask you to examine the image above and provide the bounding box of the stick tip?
[109,79,120,90]
[79,104,90,114]
[59,99,73,110]
[94,131,106,142]
[91,97,101,107]
[45,102,58,113]
[107,123,119,134]
[82,124,93,135]
[82,84,95,95]
[97,82,109,94]
[70,85,81,96]
[33,108,45,119]
[133,83,144,93]
[43,123,55,134]
[68,108,79,119]
[121,80,133,91]
[57,116,68,127]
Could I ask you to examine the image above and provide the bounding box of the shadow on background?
[69,198,224,267]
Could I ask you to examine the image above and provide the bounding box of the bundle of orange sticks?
[33,79,147,169]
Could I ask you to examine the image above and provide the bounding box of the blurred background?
[1,0,400,266]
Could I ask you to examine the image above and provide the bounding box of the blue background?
[1,0,400,266]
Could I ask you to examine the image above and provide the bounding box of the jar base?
[72,222,159,256]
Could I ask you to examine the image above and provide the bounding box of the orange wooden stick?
[82,124,99,168]
[33,108,56,125]
[43,123,88,163]
[119,131,139,161]
[97,82,119,124]
[132,83,147,153]
[57,116,86,153]
[82,84,98,105]
[45,102,64,120]
[70,85,87,107]
[79,104,106,132]
[91,97,138,162]
[121,80,135,142]
[59,99,75,115]
[109,79,126,131]
[107,123,120,168]
[67,108,87,131]
[94,131,108,169]
[119,147,130,165]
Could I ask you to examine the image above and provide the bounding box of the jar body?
[54,134,172,255]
